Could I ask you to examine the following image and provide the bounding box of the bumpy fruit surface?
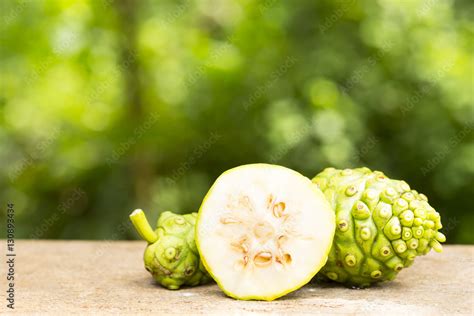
[196,164,335,301]
[312,167,445,287]
[129,209,211,290]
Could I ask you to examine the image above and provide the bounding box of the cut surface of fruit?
[196,164,335,300]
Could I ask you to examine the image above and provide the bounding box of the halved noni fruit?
[195,164,335,300]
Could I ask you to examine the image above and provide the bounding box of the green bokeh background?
[1,0,473,243]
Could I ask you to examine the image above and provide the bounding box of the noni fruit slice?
[313,167,445,287]
[196,164,335,300]
[130,209,212,289]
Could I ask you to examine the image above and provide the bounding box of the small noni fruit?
[312,167,445,287]
[130,209,211,289]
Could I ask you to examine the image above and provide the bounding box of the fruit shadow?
[277,279,392,301]
[131,276,220,294]
[131,276,158,289]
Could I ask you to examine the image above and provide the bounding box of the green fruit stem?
[130,209,158,244]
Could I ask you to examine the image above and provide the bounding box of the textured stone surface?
[1,241,472,314]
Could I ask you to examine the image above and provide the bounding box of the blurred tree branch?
[114,0,153,208]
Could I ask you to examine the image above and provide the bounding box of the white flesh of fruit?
[196,164,335,300]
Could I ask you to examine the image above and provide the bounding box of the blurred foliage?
[0,0,472,243]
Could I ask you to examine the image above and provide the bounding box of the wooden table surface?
[1,241,472,315]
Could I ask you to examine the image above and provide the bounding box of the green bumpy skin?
[130,210,212,290]
[312,167,445,287]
